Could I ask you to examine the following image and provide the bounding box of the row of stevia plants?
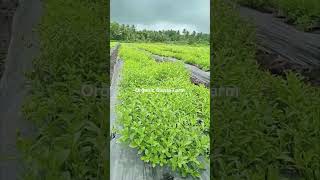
[212,1,320,179]
[17,0,108,179]
[115,43,210,178]
[135,43,210,71]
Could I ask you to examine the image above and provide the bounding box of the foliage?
[110,42,117,48]
[110,22,209,44]
[212,1,320,179]
[133,43,210,71]
[116,44,210,178]
[18,0,108,179]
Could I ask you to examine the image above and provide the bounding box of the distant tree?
[110,22,209,44]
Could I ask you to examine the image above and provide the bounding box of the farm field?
[213,1,320,179]
[111,42,210,178]
[134,43,210,71]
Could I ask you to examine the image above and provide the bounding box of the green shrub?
[18,0,108,179]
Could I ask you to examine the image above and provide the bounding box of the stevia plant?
[212,1,320,179]
[18,0,108,179]
[116,44,210,178]
[134,43,210,71]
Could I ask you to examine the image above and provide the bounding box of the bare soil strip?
[0,0,42,179]
[110,57,123,134]
[152,54,210,87]
[237,5,320,86]
[110,43,120,78]
[0,1,18,80]
[256,46,320,86]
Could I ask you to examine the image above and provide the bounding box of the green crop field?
[213,1,320,179]
[18,0,108,179]
[134,43,210,71]
[112,42,210,178]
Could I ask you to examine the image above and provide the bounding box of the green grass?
[133,43,210,71]
[116,44,210,178]
[110,42,117,48]
[237,0,320,30]
[213,1,320,179]
[18,0,108,179]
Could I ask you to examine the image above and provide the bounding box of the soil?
[237,5,320,86]
[256,43,320,86]
[239,4,320,33]
[136,49,210,88]
[110,43,120,78]
[0,1,17,80]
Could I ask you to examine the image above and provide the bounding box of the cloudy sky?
[111,0,210,33]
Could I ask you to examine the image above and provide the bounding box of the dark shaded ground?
[0,0,42,179]
[239,3,320,33]
[256,47,320,86]
[237,5,320,86]
[0,1,18,79]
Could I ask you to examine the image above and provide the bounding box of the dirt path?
[0,0,42,179]
[110,43,120,78]
[237,5,320,69]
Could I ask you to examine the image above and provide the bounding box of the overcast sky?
[111,0,210,33]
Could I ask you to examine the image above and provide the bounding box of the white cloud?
[134,22,200,33]
[111,0,210,33]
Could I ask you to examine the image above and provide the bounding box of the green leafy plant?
[116,44,210,178]
[18,0,108,179]
[135,43,210,71]
[213,1,320,179]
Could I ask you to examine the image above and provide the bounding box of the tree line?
[110,22,209,44]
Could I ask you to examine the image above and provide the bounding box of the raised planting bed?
[151,54,210,87]
[110,44,210,179]
[135,43,210,71]
[237,5,320,69]
[212,1,320,179]
[237,0,320,32]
